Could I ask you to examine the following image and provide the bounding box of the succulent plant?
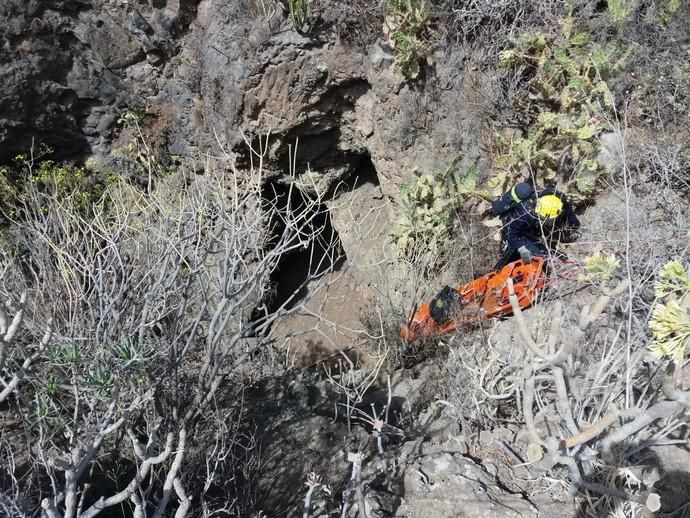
[648,299,690,363]
[654,260,690,299]
[491,22,626,202]
[578,252,620,282]
[648,260,690,363]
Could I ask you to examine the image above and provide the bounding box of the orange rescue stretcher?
[400,257,545,342]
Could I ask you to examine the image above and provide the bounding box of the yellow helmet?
[535,194,563,220]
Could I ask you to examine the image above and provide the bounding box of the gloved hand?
[518,245,532,264]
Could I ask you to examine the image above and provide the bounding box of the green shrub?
[0,150,115,221]
[491,22,627,202]
[288,0,312,33]
[607,0,633,28]
[577,252,620,282]
[658,0,684,24]
[117,105,146,127]
[385,0,429,78]
[388,156,493,263]
[666,0,681,12]
[390,168,454,260]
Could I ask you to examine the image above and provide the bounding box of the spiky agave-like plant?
[654,260,690,299]
[649,299,690,363]
[648,260,690,363]
[578,252,620,282]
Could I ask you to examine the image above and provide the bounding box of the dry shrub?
[632,134,690,202]
[431,0,570,45]
[441,325,508,431]
[0,145,344,516]
[315,0,384,45]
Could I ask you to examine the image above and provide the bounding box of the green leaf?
[583,158,599,171]
[608,0,633,28]
[517,138,533,159]
[578,140,594,155]
[567,75,585,89]
[577,124,596,140]
[570,32,590,47]
[517,32,547,50]
[560,85,583,110]
[666,0,681,13]
[554,47,568,61]
[590,45,611,77]
[575,174,595,193]
[455,165,478,194]
[487,176,501,188]
[542,58,556,75]
[498,49,516,68]
[537,111,558,129]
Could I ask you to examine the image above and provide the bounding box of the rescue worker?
[491,181,534,218]
[494,186,580,271]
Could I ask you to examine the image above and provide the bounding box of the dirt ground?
[269,264,373,369]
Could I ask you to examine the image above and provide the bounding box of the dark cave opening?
[339,153,380,191]
[248,182,346,333]
[248,153,380,335]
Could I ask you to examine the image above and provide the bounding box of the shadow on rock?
[575,443,690,518]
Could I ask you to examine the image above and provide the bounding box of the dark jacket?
[491,182,534,217]
[495,188,580,269]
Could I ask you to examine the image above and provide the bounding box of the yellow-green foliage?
[391,168,454,259]
[389,163,486,262]
[32,160,112,211]
[385,0,428,79]
[493,23,624,202]
[0,152,115,219]
[648,260,690,363]
[658,0,684,25]
[655,260,690,298]
[453,163,481,197]
[578,252,620,282]
[117,105,146,126]
[288,0,312,33]
[666,0,681,13]
[607,0,633,28]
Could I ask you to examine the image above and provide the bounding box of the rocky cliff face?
[1,0,488,199]
[4,3,690,517]
[0,0,198,161]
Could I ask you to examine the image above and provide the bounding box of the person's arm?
[505,217,544,256]
[563,203,580,230]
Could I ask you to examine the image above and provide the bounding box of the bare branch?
[0,319,53,403]
[173,478,192,518]
[153,428,188,518]
[599,400,686,458]
[506,278,548,358]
